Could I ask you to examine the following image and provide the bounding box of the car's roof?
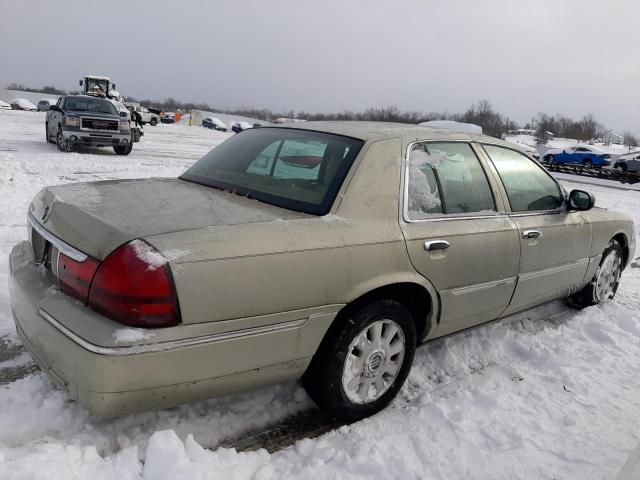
[268,121,514,147]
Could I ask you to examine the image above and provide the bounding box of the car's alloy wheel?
[594,246,622,302]
[303,299,416,421]
[341,319,405,404]
[569,239,623,308]
[584,159,593,169]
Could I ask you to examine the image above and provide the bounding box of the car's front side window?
[483,145,564,213]
[407,142,496,219]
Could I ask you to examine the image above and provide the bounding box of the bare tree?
[623,131,638,149]
[579,114,600,141]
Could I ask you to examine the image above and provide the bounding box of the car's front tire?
[303,299,416,422]
[583,159,593,169]
[113,144,133,155]
[56,128,73,152]
[569,239,623,309]
[150,118,158,126]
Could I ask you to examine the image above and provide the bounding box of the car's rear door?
[400,142,520,336]
[480,144,592,314]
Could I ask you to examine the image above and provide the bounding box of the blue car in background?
[543,145,611,168]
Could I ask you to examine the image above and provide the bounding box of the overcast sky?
[1,0,638,132]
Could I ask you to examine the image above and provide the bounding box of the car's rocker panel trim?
[38,308,307,356]
[27,211,88,262]
[448,276,517,295]
[518,258,590,281]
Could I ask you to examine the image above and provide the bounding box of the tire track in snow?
[219,301,578,453]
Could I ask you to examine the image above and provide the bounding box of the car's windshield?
[180,128,364,215]
[62,97,117,115]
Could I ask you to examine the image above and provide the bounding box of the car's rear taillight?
[88,240,181,328]
[57,253,100,303]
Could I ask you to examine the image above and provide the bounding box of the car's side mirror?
[562,149,567,154]
[119,111,128,118]
[568,189,595,211]
[49,105,60,112]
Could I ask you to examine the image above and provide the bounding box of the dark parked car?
[37,99,58,112]
[201,117,227,131]
[544,145,611,168]
[162,112,175,124]
[231,121,252,134]
[10,98,37,111]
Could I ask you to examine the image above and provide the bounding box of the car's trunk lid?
[29,177,308,260]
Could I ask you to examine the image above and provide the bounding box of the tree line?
[6,83,636,146]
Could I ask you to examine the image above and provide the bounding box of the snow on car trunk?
[29,177,307,260]
[0,110,640,479]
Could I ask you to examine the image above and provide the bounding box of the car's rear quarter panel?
[146,137,434,334]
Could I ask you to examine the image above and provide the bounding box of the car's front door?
[481,145,592,314]
[555,146,574,164]
[400,142,520,336]
[49,98,63,139]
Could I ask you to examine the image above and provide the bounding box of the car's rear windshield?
[180,128,364,215]
[62,97,117,115]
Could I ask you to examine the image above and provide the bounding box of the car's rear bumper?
[9,241,334,416]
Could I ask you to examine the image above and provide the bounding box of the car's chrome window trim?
[38,308,307,357]
[27,211,88,262]
[508,209,565,218]
[401,140,508,223]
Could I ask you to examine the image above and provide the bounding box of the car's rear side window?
[407,142,496,219]
[483,145,563,212]
[181,128,363,215]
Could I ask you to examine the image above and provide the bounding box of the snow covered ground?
[1,110,640,479]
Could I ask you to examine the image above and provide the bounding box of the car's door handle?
[522,230,542,239]
[424,240,450,251]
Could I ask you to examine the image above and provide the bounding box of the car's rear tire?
[545,154,555,164]
[619,163,629,172]
[113,144,133,155]
[568,239,623,309]
[150,118,158,126]
[302,299,416,422]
